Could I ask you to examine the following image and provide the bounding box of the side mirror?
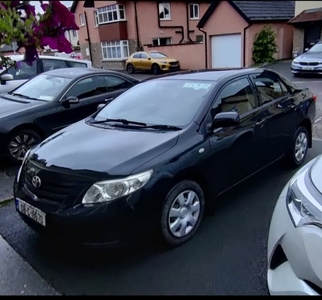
[213,111,240,128]
[97,103,106,110]
[62,95,79,105]
[0,73,14,85]
[148,57,151,60]
[304,48,309,52]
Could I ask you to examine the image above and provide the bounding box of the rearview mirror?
[213,111,240,128]
[62,95,79,105]
[0,73,14,85]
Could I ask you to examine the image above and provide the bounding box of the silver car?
[267,154,322,295]
[291,42,322,77]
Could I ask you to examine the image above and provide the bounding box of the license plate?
[172,64,178,67]
[16,198,46,226]
[302,66,314,70]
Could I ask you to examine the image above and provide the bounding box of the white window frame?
[101,40,129,60]
[152,37,172,46]
[94,11,98,27]
[189,4,199,20]
[79,13,85,26]
[95,4,126,25]
[159,3,171,20]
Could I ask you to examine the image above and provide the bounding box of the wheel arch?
[9,123,46,139]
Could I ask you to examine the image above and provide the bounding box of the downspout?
[84,11,93,63]
[157,3,184,43]
[186,2,193,42]
[134,1,141,51]
[198,27,208,69]
[243,24,252,67]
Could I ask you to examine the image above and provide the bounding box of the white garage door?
[211,34,242,68]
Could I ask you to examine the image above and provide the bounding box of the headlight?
[292,60,299,64]
[82,169,153,204]
[160,61,167,64]
[16,149,31,183]
[287,157,322,228]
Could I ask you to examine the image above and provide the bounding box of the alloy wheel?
[294,132,308,162]
[9,134,36,161]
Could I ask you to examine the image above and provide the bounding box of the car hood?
[154,57,178,63]
[310,155,322,194]
[0,94,43,117]
[297,52,322,62]
[30,120,180,175]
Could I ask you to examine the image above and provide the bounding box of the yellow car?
[125,51,180,75]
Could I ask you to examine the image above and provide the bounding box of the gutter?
[243,24,252,67]
[186,2,193,42]
[157,3,184,43]
[84,11,93,63]
[198,27,208,68]
[134,1,142,51]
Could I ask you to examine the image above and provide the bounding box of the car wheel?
[287,126,309,168]
[6,129,42,163]
[126,64,135,74]
[152,64,160,75]
[292,72,300,77]
[161,180,205,247]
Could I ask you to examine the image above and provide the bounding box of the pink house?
[71,1,295,70]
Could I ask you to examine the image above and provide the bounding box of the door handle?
[255,119,266,127]
[105,97,114,102]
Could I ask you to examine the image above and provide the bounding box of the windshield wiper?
[90,118,147,126]
[141,124,182,131]
[9,93,38,100]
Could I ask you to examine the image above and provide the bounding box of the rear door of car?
[249,70,300,161]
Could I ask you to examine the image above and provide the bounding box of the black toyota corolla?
[14,68,316,248]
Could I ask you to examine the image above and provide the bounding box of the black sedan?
[14,68,316,248]
[0,68,139,162]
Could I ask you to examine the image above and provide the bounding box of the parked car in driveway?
[0,68,139,163]
[267,154,322,295]
[291,41,322,77]
[125,50,180,75]
[14,68,316,248]
[0,55,92,94]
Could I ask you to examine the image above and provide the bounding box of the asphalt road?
[0,141,321,295]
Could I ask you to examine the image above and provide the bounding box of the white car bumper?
[267,183,322,295]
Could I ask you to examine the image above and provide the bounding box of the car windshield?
[149,52,168,59]
[95,79,214,127]
[10,74,72,101]
[308,43,322,52]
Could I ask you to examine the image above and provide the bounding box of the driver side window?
[215,78,256,116]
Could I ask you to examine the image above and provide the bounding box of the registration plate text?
[16,199,46,226]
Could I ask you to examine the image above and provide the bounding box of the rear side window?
[104,76,133,92]
[133,53,141,58]
[42,59,67,72]
[66,61,87,68]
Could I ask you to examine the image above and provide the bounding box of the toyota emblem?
[31,175,41,188]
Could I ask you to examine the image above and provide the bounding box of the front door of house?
[304,23,321,51]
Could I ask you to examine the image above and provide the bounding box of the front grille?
[300,62,319,66]
[23,161,92,205]
[169,61,179,66]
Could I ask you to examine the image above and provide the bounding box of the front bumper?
[14,176,164,248]
[291,64,322,75]
[267,184,322,295]
[160,63,180,72]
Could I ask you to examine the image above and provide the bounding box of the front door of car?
[140,53,152,70]
[203,77,270,193]
[54,75,134,131]
[250,70,300,162]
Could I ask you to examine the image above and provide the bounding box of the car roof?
[145,68,264,82]
[42,67,128,79]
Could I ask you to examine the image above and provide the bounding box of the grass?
[0,198,13,208]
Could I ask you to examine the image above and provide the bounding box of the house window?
[96,4,126,25]
[72,30,78,38]
[101,41,129,60]
[79,13,84,26]
[189,4,199,19]
[159,3,171,20]
[152,37,172,46]
[94,11,98,27]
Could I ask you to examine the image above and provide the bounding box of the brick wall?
[293,28,304,54]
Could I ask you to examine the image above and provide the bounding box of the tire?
[286,126,309,168]
[292,72,300,77]
[152,64,160,75]
[6,129,42,164]
[126,63,135,74]
[160,180,205,247]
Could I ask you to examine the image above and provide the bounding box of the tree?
[0,1,79,69]
[252,24,278,65]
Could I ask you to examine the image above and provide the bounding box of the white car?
[0,55,92,94]
[267,154,322,295]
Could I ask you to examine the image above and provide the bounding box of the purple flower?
[24,45,39,65]
[51,1,79,30]
[22,3,36,16]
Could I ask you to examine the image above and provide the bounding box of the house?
[71,1,295,70]
[64,6,79,48]
[289,1,322,56]
[0,43,20,56]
